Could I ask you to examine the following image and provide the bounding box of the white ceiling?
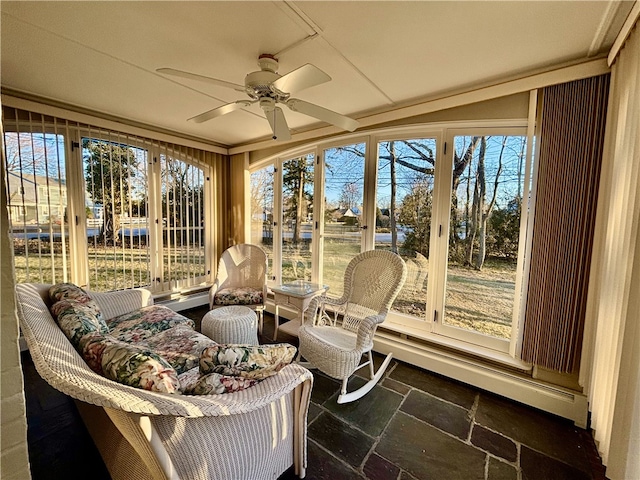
[1,1,634,149]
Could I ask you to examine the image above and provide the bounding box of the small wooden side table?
[271,281,328,341]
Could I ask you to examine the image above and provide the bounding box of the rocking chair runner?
[298,250,407,404]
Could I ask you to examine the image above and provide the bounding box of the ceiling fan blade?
[271,64,331,95]
[286,98,359,132]
[157,67,246,92]
[188,100,255,124]
[265,107,291,141]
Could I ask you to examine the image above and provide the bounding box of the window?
[250,164,275,282]
[249,124,533,354]
[83,137,151,291]
[374,137,438,318]
[281,154,314,283]
[3,107,215,297]
[158,150,207,290]
[437,133,528,350]
[4,130,71,285]
[320,143,366,296]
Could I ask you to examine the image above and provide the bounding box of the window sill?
[379,321,532,373]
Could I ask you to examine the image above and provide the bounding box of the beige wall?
[0,160,31,479]
[228,152,250,245]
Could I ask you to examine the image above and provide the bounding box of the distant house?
[333,206,361,225]
[5,171,67,225]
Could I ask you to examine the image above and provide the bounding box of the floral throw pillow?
[49,283,109,346]
[199,343,296,380]
[79,333,181,394]
[183,372,259,395]
[50,282,93,303]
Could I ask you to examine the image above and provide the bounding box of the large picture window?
[250,124,533,354]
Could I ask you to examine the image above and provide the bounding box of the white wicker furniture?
[209,244,268,334]
[16,283,312,480]
[298,250,407,404]
[202,306,259,345]
[271,281,328,341]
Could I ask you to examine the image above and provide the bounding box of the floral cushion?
[184,372,259,395]
[107,305,195,343]
[199,343,297,380]
[79,333,181,394]
[142,326,215,375]
[48,283,109,348]
[213,287,263,306]
[50,282,93,303]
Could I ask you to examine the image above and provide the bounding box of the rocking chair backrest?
[216,244,267,291]
[340,250,407,333]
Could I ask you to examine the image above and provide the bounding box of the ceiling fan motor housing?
[245,54,290,101]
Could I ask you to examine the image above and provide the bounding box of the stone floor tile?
[308,402,323,423]
[279,440,363,480]
[399,471,419,480]
[325,376,403,437]
[381,377,411,396]
[400,389,472,439]
[363,453,400,480]
[488,457,518,480]
[376,412,486,480]
[310,372,341,405]
[389,362,477,409]
[308,411,374,468]
[476,392,591,473]
[470,424,518,462]
[520,446,591,480]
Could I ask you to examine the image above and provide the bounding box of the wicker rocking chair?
[209,244,268,334]
[298,250,407,404]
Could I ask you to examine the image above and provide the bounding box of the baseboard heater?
[373,330,589,428]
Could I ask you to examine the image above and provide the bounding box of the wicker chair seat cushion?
[107,305,195,343]
[78,332,181,394]
[213,287,263,306]
[200,344,297,380]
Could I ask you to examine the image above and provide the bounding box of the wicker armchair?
[17,283,312,480]
[298,250,407,404]
[209,244,268,334]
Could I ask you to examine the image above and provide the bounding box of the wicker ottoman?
[201,306,259,345]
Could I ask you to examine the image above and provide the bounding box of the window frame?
[248,120,534,359]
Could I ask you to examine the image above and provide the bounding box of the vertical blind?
[521,74,610,372]
[3,106,222,293]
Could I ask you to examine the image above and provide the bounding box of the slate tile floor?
[23,308,606,480]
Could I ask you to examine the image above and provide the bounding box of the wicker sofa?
[16,283,313,480]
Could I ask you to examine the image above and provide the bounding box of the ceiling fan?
[157,54,359,141]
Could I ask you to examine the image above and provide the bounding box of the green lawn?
[13,231,517,339]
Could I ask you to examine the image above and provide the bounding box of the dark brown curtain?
[521,74,609,372]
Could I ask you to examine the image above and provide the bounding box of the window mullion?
[66,126,88,287]
[273,159,284,285]
[147,146,163,292]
